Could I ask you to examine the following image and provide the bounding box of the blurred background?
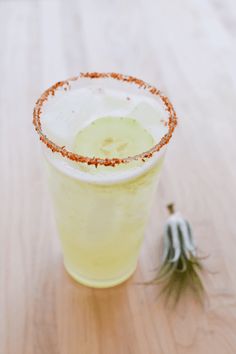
[1,1,236,354]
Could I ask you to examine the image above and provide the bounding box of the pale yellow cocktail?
[33,73,177,288]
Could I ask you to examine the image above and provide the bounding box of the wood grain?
[1,0,236,353]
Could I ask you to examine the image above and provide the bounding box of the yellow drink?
[46,117,164,287]
[34,73,176,288]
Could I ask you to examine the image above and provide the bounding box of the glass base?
[64,261,137,288]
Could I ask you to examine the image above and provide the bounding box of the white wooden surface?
[1,1,236,353]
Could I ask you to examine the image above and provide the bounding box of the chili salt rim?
[33,72,177,167]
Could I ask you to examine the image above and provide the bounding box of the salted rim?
[33,72,177,167]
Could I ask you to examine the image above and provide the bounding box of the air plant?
[150,204,205,306]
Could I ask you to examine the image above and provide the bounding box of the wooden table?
[1,1,236,353]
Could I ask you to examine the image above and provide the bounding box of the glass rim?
[33,72,177,167]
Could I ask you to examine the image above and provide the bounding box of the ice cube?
[129,100,168,142]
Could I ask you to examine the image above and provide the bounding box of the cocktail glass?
[33,73,177,288]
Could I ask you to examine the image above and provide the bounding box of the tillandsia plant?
[150,204,205,306]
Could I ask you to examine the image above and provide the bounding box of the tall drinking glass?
[33,73,177,288]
